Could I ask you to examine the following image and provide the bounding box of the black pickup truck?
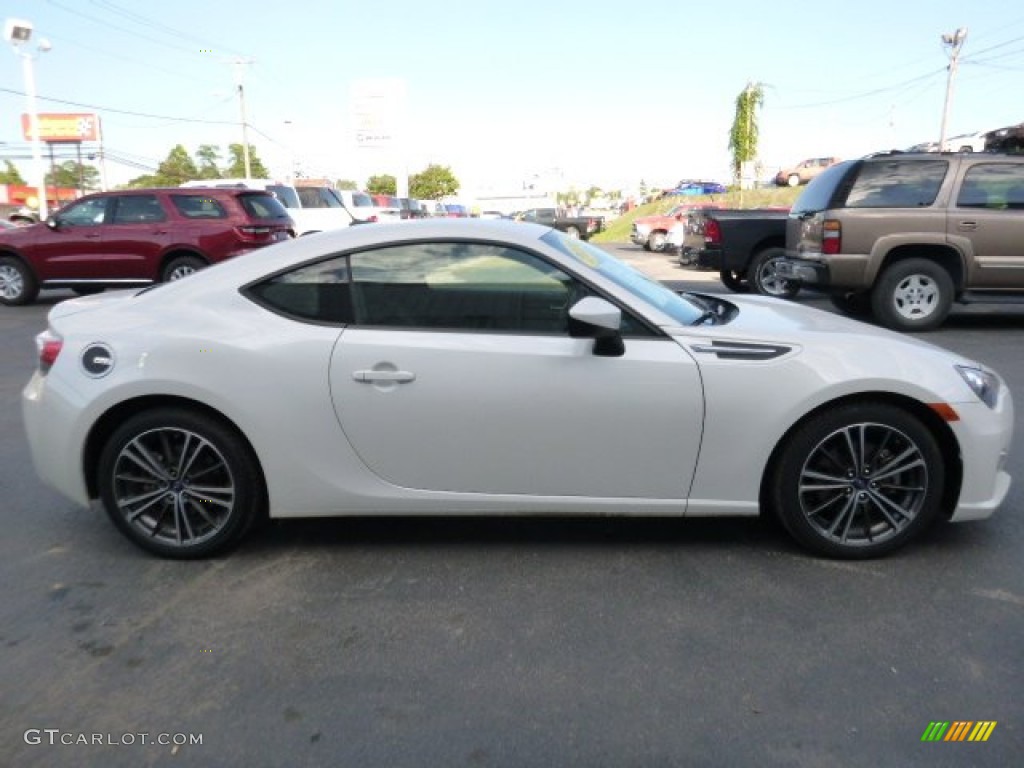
[680,208,794,297]
[518,207,604,240]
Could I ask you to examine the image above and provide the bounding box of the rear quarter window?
[791,161,857,215]
[170,194,228,219]
[238,193,290,220]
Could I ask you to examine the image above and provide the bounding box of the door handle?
[957,221,978,231]
[353,370,416,383]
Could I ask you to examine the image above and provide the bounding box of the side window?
[58,197,109,226]
[246,256,351,324]
[171,194,228,219]
[957,164,1024,210]
[297,187,328,209]
[844,160,948,208]
[111,194,167,224]
[350,242,581,333]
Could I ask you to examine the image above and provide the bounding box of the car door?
[950,162,1024,289]
[28,196,111,280]
[328,240,704,500]
[103,194,174,279]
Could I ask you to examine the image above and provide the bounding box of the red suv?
[0,188,293,306]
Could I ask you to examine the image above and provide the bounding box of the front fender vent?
[690,341,791,361]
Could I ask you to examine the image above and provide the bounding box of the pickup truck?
[678,208,794,297]
[518,208,604,240]
[630,203,721,251]
[780,150,1024,331]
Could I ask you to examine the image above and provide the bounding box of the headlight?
[956,365,999,408]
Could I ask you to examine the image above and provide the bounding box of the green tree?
[335,179,359,190]
[728,82,765,183]
[366,174,397,195]
[0,160,26,185]
[224,143,269,178]
[408,164,459,199]
[195,144,221,180]
[45,160,101,191]
[154,144,199,186]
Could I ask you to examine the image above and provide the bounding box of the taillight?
[822,219,841,255]
[704,218,721,245]
[36,330,63,374]
[367,215,379,222]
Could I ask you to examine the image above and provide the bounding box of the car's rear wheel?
[648,231,667,252]
[161,255,206,282]
[97,408,263,558]
[0,256,39,306]
[787,174,801,187]
[749,247,800,298]
[770,402,945,559]
[871,258,954,332]
[565,225,580,239]
[719,269,750,293]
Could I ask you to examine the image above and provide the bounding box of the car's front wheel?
[770,402,945,559]
[97,408,264,558]
[871,258,954,331]
[0,256,39,306]
[787,174,801,187]
[749,248,800,298]
[564,225,580,239]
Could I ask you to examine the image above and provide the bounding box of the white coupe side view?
[22,220,1013,559]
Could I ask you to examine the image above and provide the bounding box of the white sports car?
[22,220,1013,559]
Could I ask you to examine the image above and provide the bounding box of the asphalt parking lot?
[1,247,1022,767]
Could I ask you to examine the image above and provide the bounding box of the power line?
[0,86,240,125]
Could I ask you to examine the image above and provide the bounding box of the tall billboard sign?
[350,79,405,149]
[21,112,101,142]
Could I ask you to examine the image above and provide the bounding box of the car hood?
[666,294,977,364]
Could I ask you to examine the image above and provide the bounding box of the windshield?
[541,230,703,325]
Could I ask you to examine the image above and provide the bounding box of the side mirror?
[45,215,59,230]
[568,296,625,357]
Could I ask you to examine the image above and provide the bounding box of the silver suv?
[780,151,1024,331]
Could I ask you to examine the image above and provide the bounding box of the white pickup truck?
[180,179,355,235]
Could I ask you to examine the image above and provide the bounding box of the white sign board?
[351,78,406,149]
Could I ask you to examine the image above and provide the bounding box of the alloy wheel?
[111,427,237,548]
[0,264,24,300]
[797,422,928,548]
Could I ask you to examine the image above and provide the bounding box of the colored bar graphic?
[921,721,996,742]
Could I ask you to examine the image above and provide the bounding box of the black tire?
[719,269,750,293]
[161,255,206,283]
[870,258,954,332]
[71,286,105,296]
[749,247,800,299]
[565,225,581,239]
[97,407,264,559]
[648,231,667,252]
[769,402,945,559]
[0,255,40,306]
[829,291,872,317]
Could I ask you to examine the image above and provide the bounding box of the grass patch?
[593,187,803,243]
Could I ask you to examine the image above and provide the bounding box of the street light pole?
[232,58,253,178]
[6,18,50,220]
[938,27,968,152]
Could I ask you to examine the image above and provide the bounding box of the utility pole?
[938,27,967,151]
[232,58,253,178]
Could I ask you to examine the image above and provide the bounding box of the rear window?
[237,192,290,220]
[350,192,374,208]
[170,194,228,219]
[266,185,301,210]
[842,159,949,208]
[790,160,856,215]
[297,187,344,209]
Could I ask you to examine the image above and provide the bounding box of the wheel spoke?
[122,441,169,483]
[185,496,220,529]
[802,490,848,518]
[122,489,169,522]
[841,428,861,473]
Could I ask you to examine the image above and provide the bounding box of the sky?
[1,0,1022,200]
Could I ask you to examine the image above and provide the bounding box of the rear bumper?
[776,257,829,285]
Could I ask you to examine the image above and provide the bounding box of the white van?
[180,179,354,235]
